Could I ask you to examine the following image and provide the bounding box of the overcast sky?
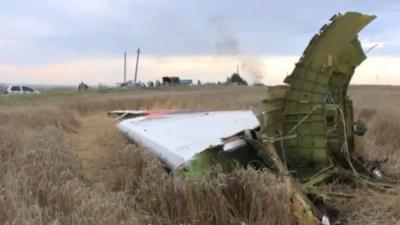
[1,0,399,85]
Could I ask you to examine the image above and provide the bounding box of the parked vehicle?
[4,85,40,95]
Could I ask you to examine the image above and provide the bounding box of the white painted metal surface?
[116,110,259,170]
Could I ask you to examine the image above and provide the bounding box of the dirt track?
[69,114,126,181]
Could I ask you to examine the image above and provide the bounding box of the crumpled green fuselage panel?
[281,12,375,174]
[253,12,376,176]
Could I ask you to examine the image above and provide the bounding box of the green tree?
[227,73,248,85]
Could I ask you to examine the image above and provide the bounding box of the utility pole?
[134,48,140,83]
[236,64,239,74]
[123,51,127,83]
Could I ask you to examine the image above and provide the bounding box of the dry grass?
[0,85,399,225]
[335,189,400,225]
[0,126,138,225]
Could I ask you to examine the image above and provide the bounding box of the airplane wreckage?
[109,12,397,225]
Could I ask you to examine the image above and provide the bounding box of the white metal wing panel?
[117,111,259,170]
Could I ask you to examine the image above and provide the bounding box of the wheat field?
[0,85,399,225]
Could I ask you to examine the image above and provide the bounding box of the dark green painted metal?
[181,145,263,175]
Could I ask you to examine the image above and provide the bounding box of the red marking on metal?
[145,110,179,119]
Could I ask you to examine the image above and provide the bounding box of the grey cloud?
[0,0,399,66]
